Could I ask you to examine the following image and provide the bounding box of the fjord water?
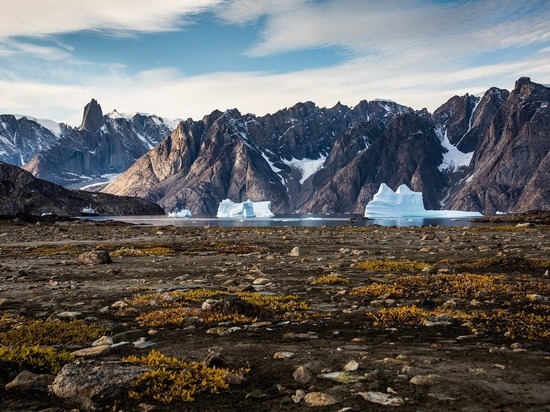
[83,214,483,227]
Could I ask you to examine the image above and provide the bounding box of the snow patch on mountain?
[14,115,62,137]
[283,156,326,184]
[437,128,473,171]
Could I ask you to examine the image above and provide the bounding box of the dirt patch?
[0,219,548,411]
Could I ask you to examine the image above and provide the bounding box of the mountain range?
[1,77,548,216]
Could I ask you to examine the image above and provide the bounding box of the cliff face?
[0,162,164,216]
[102,78,549,215]
[445,77,550,213]
[21,100,173,187]
[4,78,548,216]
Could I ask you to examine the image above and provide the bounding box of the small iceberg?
[216,199,275,218]
[364,184,482,219]
[168,208,192,218]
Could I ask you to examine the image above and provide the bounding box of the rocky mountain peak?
[79,98,105,133]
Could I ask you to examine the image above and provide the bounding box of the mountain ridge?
[2,77,548,215]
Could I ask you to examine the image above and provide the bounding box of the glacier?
[365,184,482,218]
[217,199,275,218]
[168,208,192,218]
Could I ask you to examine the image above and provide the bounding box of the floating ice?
[168,209,192,218]
[364,184,482,218]
[216,199,274,218]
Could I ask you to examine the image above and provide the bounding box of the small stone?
[6,370,54,391]
[273,351,295,359]
[293,366,313,384]
[343,359,359,371]
[289,247,301,257]
[410,374,444,385]
[357,391,404,406]
[442,299,457,308]
[71,345,111,357]
[92,336,113,347]
[76,251,112,265]
[56,311,82,319]
[253,277,270,285]
[111,300,128,308]
[292,389,306,403]
[133,337,156,349]
[510,342,523,350]
[516,222,534,227]
[303,391,338,407]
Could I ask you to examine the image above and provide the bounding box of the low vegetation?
[124,350,244,403]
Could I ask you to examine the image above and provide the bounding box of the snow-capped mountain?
[0,114,62,167]
[102,78,549,215]
[0,99,174,188]
[3,77,548,215]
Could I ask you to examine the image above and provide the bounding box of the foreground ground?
[0,216,548,411]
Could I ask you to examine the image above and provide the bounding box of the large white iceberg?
[364,184,482,218]
[168,208,192,218]
[216,199,275,218]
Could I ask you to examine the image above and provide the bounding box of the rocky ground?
[0,216,548,411]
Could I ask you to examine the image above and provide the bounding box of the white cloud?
[0,0,221,39]
[0,0,549,125]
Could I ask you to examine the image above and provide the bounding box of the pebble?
[133,337,156,349]
[92,336,113,347]
[357,391,404,406]
[343,359,359,371]
[293,366,313,384]
[289,247,301,256]
[292,389,306,403]
[56,311,82,319]
[273,351,295,359]
[5,370,54,391]
[71,345,112,357]
[303,392,338,407]
[410,374,444,385]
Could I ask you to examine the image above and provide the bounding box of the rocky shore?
[0,217,548,411]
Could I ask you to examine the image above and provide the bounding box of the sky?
[0,0,549,126]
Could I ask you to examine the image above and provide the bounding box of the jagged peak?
[79,98,105,133]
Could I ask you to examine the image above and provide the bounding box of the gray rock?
[5,370,54,391]
[76,251,112,265]
[357,391,405,406]
[293,366,313,384]
[52,361,149,401]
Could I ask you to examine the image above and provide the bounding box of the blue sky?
[0,0,549,126]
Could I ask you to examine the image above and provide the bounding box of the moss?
[356,259,429,272]
[0,319,106,346]
[124,350,243,403]
[111,246,176,257]
[121,289,312,327]
[0,344,75,374]
[311,275,348,285]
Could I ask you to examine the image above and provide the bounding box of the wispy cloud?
[0,0,221,39]
[0,0,549,124]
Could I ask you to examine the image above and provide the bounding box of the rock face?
[17,100,173,187]
[445,77,550,213]
[0,161,164,216]
[4,78,548,215]
[0,115,61,166]
[103,101,414,214]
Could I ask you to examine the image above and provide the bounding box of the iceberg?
[216,199,275,218]
[168,208,192,218]
[364,184,482,218]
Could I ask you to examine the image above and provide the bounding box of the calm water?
[83,214,484,227]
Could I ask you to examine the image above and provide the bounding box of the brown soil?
[0,218,549,411]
